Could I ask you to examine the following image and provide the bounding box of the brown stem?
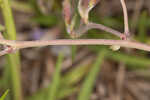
[120,0,130,36]
[0,39,150,52]
[76,22,125,39]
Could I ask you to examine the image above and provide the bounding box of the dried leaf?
[63,0,72,33]
[63,0,72,25]
[63,0,77,35]
[78,0,100,24]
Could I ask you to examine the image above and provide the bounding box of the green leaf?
[77,50,106,100]
[0,90,9,100]
[32,15,58,27]
[88,46,150,68]
[58,86,78,99]
[47,53,64,100]
[61,64,91,86]
[71,45,77,62]
[138,11,148,42]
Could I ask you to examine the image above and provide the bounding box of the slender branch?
[75,22,126,39]
[120,0,130,36]
[0,39,150,52]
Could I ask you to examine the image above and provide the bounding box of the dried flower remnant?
[78,0,100,24]
[110,45,121,51]
[63,0,75,34]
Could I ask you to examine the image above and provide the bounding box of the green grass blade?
[61,64,91,86]
[0,0,22,100]
[77,51,106,100]
[58,86,78,99]
[88,47,150,68]
[138,11,148,42]
[71,45,77,62]
[47,53,64,100]
[0,90,9,100]
[31,15,58,27]
[27,86,78,100]
[27,64,89,100]
[107,51,150,68]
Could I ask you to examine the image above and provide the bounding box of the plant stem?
[0,0,22,100]
[76,22,124,39]
[120,0,130,36]
[13,39,150,52]
[0,39,150,52]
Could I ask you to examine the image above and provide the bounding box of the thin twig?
[0,39,150,52]
[75,22,126,39]
[120,0,130,36]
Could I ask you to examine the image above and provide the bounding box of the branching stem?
[120,0,130,36]
[76,22,125,39]
[0,39,150,53]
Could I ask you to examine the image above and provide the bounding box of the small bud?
[78,0,99,24]
[63,0,76,35]
[89,0,99,7]
[63,0,72,33]
[110,45,120,51]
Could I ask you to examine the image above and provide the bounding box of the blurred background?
[0,0,150,100]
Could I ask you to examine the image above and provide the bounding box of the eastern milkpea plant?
[0,0,150,56]
[0,0,149,100]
